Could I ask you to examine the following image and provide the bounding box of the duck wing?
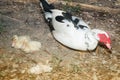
[55,11,90,30]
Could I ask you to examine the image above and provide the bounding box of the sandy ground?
[0,0,120,80]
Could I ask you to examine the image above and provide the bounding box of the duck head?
[92,29,111,49]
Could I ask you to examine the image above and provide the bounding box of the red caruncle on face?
[98,33,111,49]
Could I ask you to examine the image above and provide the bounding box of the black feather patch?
[72,18,88,29]
[49,4,55,9]
[55,16,64,23]
[40,0,54,13]
[72,18,79,29]
[55,12,73,23]
[73,18,79,25]
[62,12,72,22]
[78,25,88,29]
[55,15,70,27]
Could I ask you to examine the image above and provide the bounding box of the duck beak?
[105,43,111,50]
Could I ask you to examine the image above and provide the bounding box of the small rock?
[28,63,52,74]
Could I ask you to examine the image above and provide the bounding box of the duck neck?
[91,29,102,41]
[83,30,99,50]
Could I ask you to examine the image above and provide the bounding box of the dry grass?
[0,48,119,80]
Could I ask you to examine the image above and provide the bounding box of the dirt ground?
[0,0,120,80]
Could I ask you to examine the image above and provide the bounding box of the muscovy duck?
[39,0,111,51]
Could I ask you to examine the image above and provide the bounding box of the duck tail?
[39,0,54,12]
